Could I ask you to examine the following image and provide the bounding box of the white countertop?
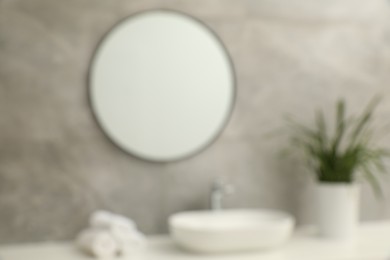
[1,221,390,260]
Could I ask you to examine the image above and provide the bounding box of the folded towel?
[109,225,146,256]
[90,210,136,230]
[112,214,137,230]
[78,210,146,258]
[76,229,118,259]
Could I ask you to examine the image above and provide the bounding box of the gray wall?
[1,0,390,243]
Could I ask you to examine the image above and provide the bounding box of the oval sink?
[169,209,295,254]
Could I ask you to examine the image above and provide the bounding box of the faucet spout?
[210,178,234,211]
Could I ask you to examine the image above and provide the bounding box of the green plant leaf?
[360,163,383,198]
[331,99,346,161]
[350,96,381,146]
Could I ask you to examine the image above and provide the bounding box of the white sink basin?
[169,209,295,254]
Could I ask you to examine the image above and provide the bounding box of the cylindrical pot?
[316,182,360,239]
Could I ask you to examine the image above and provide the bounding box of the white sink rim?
[169,208,295,253]
[169,209,294,233]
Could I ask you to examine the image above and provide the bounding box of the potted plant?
[286,98,388,239]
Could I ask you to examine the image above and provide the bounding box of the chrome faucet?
[210,177,234,211]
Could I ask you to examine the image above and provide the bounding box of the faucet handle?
[224,183,235,195]
[212,177,235,194]
[210,177,235,210]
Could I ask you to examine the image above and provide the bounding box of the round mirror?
[90,10,235,162]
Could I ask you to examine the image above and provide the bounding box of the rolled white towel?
[90,210,136,230]
[76,229,118,259]
[112,214,137,230]
[89,210,115,229]
[109,226,146,256]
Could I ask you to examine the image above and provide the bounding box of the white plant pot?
[316,182,360,239]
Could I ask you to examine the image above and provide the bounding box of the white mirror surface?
[90,10,235,161]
